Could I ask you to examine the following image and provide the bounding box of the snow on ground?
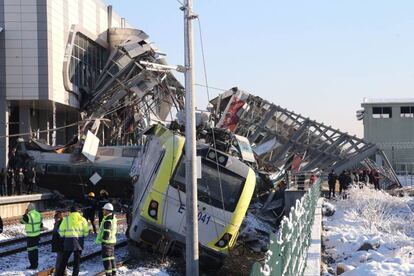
[68,246,173,276]
[0,218,54,241]
[322,185,414,276]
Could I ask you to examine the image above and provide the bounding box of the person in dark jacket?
[84,192,97,234]
[327,169,337,199]
[0,215,3,234]
[372,170,380,190]
[98,190,110,225]
[7,169,15,195]
[338,171,347,196]
[16,168,24,195]
[52,211,65,276]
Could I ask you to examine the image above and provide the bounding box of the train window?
[122,148,139,157]
[59,166,72,174]
[171,159,245,212]
[46,165,58,173]
[75,167,87,175]
[97,148,115,156]
[103,168,115,177]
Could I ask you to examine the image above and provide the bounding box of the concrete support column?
[38,107,48,142]
[19,101,31,141]
[56,106,67,145]
[52,102,56,146]
[0,98,9,171]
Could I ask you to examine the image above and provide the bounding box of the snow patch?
[323,185,414,275]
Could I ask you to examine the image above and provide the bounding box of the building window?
[69,33,108,90]
[400,106,414,118]
[372,107,392,119]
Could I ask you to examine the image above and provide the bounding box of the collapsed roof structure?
[76,29,184,149]
[210,87,400,188]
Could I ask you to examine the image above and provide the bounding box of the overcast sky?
[107,0,414,137]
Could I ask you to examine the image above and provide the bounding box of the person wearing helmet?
[97,190,110,225]
[84,192,97,234]
[20,202,43,270]
[96,203,117,276]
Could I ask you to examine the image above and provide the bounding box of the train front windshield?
[171,158,245,212]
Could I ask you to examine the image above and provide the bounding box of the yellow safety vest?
[96,214,117,245]
[21,210,42,237]
[58,212,89,238]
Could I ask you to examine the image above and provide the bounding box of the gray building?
[361,98,414,173]
[0,0,132,170]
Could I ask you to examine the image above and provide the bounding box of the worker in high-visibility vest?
[20,202,43,269]
[96,203,117,276]
[56,206,89,276]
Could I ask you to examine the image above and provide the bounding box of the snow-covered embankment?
[322,186,414,275]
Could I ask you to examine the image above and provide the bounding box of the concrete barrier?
[0,193,55,218]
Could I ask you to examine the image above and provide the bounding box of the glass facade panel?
[69,32,108,90]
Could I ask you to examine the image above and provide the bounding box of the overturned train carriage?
[210,87,401,188]
[128,125,256,265]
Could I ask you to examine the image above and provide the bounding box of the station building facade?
[0,0,131,170]
[361,99,414,174]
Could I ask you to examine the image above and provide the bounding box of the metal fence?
[250,178,321,276]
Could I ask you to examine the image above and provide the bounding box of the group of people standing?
[0,167,37,196]
[19,189,117,276]
[327,169,381,199]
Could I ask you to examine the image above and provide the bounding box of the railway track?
[94,258,131,276]
[0,217,127,258]
[35,240,128,276]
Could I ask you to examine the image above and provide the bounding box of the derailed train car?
[16,139,139,198]
[128,124,256,265]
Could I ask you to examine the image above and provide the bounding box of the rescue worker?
[98,190,110,224]
[20,202,43,269]
[56,206,89,276]
[84,192,97,234]
[52,211,65,276]
[96,203,117,276]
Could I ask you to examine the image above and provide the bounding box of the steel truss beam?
[210,88,401,187]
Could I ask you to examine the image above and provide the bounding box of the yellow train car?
[128,125,256,265]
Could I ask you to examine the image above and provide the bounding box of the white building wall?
[3,0,40,101]
[46,0,130,108]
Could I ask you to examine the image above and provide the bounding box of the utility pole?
[183,0,199,275]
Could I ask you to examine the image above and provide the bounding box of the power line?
[0,122,80,139]
[194,83,228,92]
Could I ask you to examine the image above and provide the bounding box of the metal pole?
[183,0,199,275]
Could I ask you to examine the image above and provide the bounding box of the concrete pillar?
[38,107,48,142]
[56,105,67,145]
[0,98,9,171]
[19,101,31,141]
[52,102,56,146]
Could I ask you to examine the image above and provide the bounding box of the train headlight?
[215,233,232,248]
[148,200,159,219]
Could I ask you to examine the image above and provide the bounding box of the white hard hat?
[102,203,114,211]
[27,203,36,211]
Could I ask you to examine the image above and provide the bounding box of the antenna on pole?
[183,0,199,275]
